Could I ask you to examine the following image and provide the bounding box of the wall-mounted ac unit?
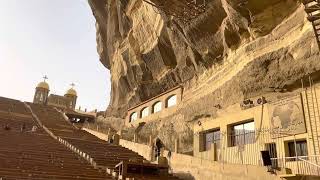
[240,97,267,110]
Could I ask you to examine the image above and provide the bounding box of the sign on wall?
[269,94,306,138]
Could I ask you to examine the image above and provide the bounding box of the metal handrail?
[270,156,320,176]
[271,155,320,159]
[298,157,320,168]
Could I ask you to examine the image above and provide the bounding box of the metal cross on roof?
[43,75,48,82]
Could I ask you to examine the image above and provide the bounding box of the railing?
[271,156,320,176]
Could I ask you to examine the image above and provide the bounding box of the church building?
[32,77,95,123]
[33,78,77,110]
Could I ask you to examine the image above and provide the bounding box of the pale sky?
[0,0,111,111]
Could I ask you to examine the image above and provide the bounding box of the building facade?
[33,80,77,110]
[126,86,183,126]
[33,81,50,105]
[193,85,320,177]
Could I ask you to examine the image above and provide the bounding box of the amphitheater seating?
[65,138,145,168]
[0,98,181,179]
[0,96,29,114]
[0,130,110,179]
[29,103,147,169]
[0,98,111,179]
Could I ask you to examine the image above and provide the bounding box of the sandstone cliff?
[89,0,320,151]
[89,0,309,117]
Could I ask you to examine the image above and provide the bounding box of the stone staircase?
[303,0,320,49]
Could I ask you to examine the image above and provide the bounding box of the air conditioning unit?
[240,97,267,109]
[256,97,267,105]
[240,99,254,109]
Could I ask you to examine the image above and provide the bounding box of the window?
[39,93,43,101]
[167,95,177,108]
[230,120,255,147]
[141,107,149,118]
[36,92,40,100]
[288,140,308,158]
[153,101,162,113]
[130,112,138,122]
[204,129,220,151]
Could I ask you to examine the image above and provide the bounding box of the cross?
[70,83,75,88]
[43,75,48,82]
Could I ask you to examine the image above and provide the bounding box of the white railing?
[271,156,320,176]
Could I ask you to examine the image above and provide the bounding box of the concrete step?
[305,4,320,13]
[303,0,317,5]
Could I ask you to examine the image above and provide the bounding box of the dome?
[37,81,49,90]
[65,88,77,96]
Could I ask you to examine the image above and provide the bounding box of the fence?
[195,128,320,176]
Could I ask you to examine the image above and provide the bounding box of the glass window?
[204,129,220,151]
[141,107,149,118]
[167,95,177,108]
[153,101,162,113]
[288,140,308,158]
[230,120,255,146]
[130,112,138,122]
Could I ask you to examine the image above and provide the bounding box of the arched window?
[153,101,162,113]
[36,92,40,100]
[39,93,43,102]
[141,107,149,118]
[130,112,138,122]
[166,95,177,108]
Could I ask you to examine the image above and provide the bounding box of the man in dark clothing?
[155,139,163,158]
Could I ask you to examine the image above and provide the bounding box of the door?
[266,143,278,168]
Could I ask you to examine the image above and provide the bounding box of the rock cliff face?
[89,0,309,118]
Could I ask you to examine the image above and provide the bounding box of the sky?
[0,0,111,111]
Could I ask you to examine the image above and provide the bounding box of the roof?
[65,109,95,119]
[49,94,68,99]
[36,81,49,90]
[65,88,77,96]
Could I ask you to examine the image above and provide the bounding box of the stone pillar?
[107,128,112,142]
[162,99,167,109]
[148,106,152,116]
[148,135,153,146]
[194,132,204,158]
[174,138,179,153]
[199,133,205,152]
[133,133,137,143]
[113,134,120,145]
[117,130,123,137]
